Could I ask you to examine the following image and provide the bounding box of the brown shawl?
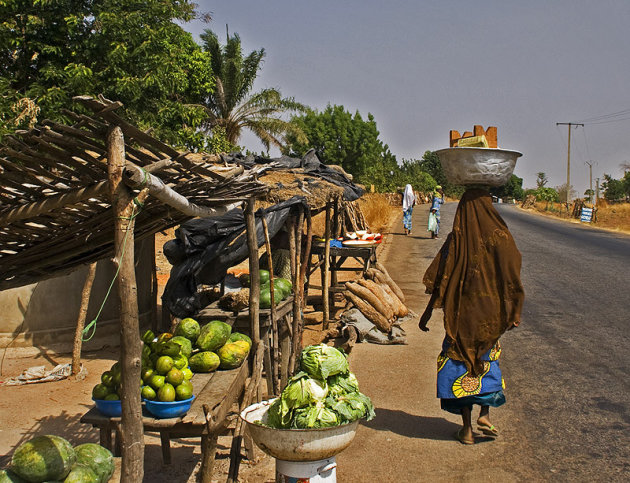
[420,189,524,375]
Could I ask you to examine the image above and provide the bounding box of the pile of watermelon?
[242,269,293,309]
[173,318,252,373]
[3,435,114,483]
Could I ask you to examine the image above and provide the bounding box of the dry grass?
[524,200,630,234]
[595,202,630,233]
[358,193,399,234]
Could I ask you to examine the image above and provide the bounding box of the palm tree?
[197,29,307,151]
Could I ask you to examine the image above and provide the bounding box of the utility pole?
[585,161,594,203]
[556,122,584,203]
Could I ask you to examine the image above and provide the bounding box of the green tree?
[399,158,437,193]
[535,187,559,204]
[536,172,548,188]
[602,174,626,201]
[1,0,212,148]
[196,29,306,151]
[285,104,394,189]
[418,151,465,198]
[490,175,524,201]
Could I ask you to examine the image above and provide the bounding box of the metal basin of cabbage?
[241,399,360,462]
[434,147,523,187]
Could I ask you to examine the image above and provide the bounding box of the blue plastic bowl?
[93,397,122,417]
[145,396,195,419]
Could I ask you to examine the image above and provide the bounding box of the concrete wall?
[0,238,155,353]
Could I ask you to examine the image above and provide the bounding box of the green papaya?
[217,342,250,369]
[196,320,231,351]
[189,351,220,373]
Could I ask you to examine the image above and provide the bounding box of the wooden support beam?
[71,262,97,376]
[245,199,260,349]
[322,202,332,330]
[107,125,145,483]
[123,163,241,218]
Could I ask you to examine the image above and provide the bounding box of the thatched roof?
[0,96,268,290]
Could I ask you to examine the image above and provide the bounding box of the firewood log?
[357,279,395,321]
[369,266,405,303]
[345,291,391,333]
[379,282,409,317]
[345,282,393,322]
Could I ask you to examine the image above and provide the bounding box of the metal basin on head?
[434,147,523,186]
[241,400,360,462]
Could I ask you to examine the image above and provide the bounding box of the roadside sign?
[580,207,593,223]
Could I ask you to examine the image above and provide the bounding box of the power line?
[572,107,630,124]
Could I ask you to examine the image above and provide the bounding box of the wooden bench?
[80,362,249,479]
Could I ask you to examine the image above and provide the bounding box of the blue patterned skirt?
[437,339,506,414]
[403,208,413,230]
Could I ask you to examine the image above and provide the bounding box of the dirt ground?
[0,209,396,482]
[3,197,629,482]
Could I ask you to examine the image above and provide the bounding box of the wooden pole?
[226,340,264,483]
[322,202,332,330]
[71,262,97,376]
[289,208,305,374]
[286,216,297,379]
[294,208,312,364]
[261,215,279,395]
[107,125,145,483]
[245,199,260,348]
[150,234,158,333]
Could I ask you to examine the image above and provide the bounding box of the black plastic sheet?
[162,197,308,318]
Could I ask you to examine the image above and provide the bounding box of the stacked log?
[343,265,409,333]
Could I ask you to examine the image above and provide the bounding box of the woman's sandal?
[454,429,475,445]
[477,423,499,437]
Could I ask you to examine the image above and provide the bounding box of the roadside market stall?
[0,95,269,482]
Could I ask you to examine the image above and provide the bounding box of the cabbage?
[266,398,285,428]
[328,391,375,423]
[300,344,349,380]
[327,372,360,398]
[283,371,328,408]
[291,404,339,429]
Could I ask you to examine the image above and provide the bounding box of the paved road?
[496,204,630,481]
[338,201,630,482]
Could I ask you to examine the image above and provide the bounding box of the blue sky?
[188,1,630,193]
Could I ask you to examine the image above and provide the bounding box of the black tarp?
[162,197,308,318]
[221,149,364,201]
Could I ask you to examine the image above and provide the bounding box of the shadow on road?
[363,408,460,441]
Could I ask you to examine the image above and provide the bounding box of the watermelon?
[189,351,220,373]
[11,435,76,482]
[0,469,27,483]
[259,269,270,284]
[174,318,200,342]
[259,288,271,309]
[73,443,114,483]
[196,321,231,352]
[228,332,252,348]
[217,342,250,369]
[274,278,292,297]
[170,336,192,358]
[63,465,99,483]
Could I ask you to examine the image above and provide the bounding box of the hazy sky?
[188,1,630,194]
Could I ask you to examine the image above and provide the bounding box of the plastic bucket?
[276,457,337,482]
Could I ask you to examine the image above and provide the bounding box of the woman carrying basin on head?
[418,189,524,445]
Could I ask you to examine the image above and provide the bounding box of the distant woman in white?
[402,184,416,235]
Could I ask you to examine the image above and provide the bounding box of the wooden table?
[309,244,377,282]
[80,363,249,479]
